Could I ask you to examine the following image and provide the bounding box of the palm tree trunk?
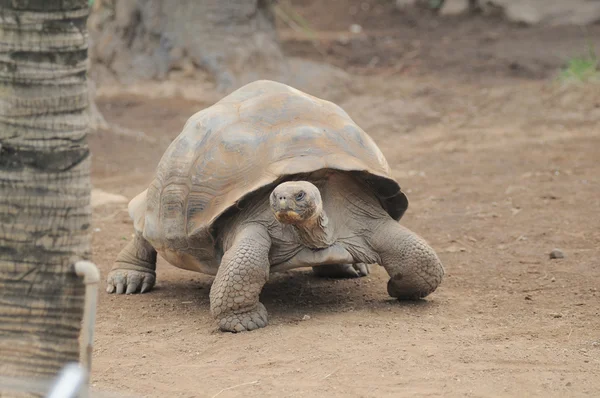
[0,0,91,393]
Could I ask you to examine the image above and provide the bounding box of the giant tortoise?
[107,80,445,332]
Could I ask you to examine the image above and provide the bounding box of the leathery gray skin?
[107,171,444,333]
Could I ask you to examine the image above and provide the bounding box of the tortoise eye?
[295,191,305,201]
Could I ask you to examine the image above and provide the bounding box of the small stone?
[566,382,572,387]
[349,24,363,34]
[336,34,350,45]
[444,245,467,253]
[549,249,565,259]
[302,314,311,321]
[440,0,470,16]
[524,295,533,301]
[551,313,563,319]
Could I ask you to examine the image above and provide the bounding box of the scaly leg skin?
[106,231,157,294]
[210,224,271,333]
[312,263,370,278]
[373,221,444,300]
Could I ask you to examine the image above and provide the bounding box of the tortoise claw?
[106,269,156,295]
[140,282,152,294]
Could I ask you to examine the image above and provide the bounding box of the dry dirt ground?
[87,2,600,397]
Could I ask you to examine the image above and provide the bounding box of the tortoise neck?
[294,210,335,249]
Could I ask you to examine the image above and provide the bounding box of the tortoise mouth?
[274,210,303,224]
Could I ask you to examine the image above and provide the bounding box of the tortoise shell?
[132,80,408,272]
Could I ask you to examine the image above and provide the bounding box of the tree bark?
[88,0,289,92]
[0,0,91,394]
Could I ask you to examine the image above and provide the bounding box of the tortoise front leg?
[210,224,271,332]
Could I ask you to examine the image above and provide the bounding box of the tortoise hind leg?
[372,221,444,300]
[107,231,157,294]
[312,263,370,278]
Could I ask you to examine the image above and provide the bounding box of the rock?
[302,315,311,321]
[169,47,186,67]
[549,249,565,259]
[503,2,541,25]
[483,0,600,26]
[92,29,119,63]
[395,0,417,9]
[114,0,139,29]
[440,0,470,16]
[91,189,129,208]
[564,3,600,26]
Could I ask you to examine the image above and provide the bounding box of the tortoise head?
[270,181,322,225]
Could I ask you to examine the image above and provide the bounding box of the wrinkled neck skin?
[294,209,335,249]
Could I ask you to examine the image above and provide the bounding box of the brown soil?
[88,2,600,397]
[278,0,600,82]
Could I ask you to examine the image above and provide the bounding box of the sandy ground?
[87,2,600,397]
